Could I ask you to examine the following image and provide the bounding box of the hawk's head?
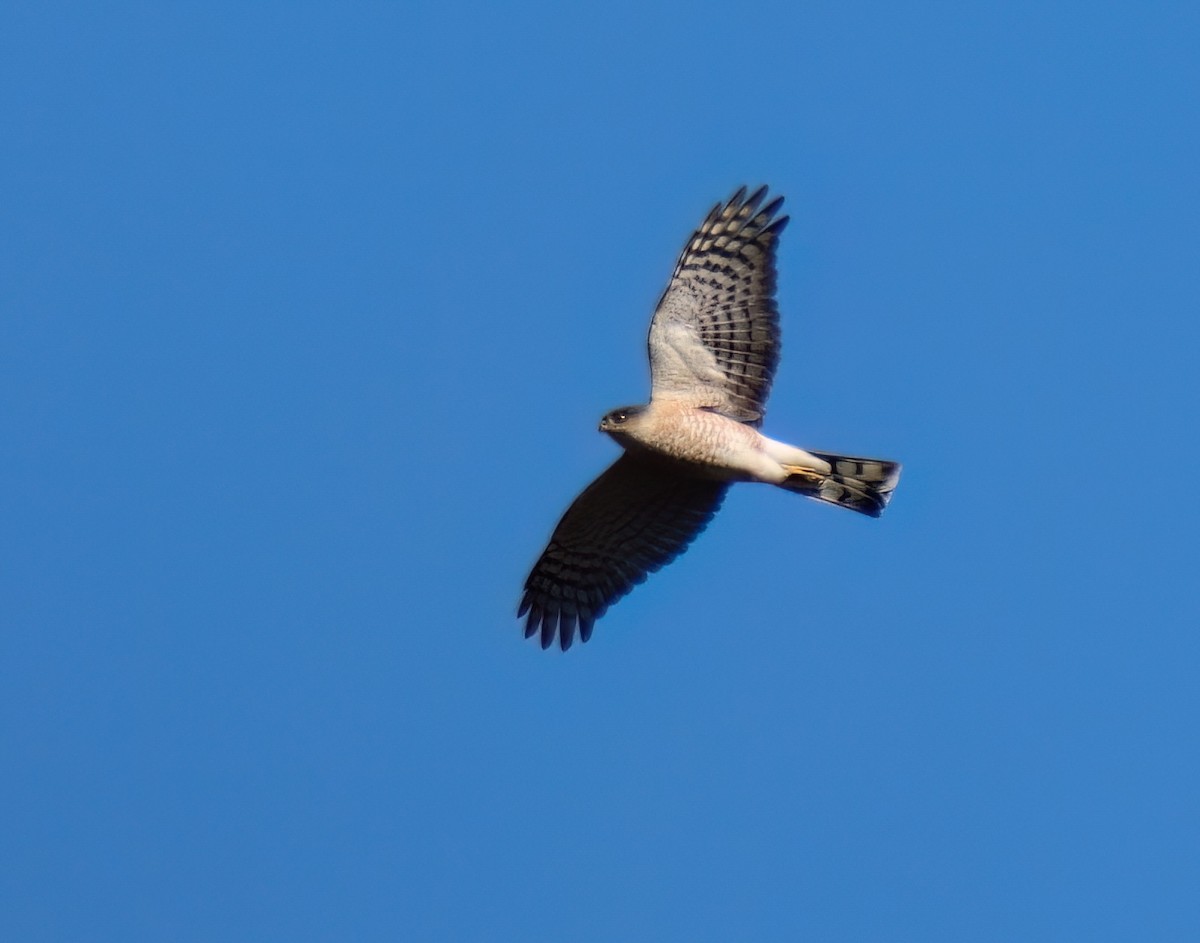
[599,405,648,440]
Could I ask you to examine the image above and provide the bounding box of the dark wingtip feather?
[765,214,790,236]
[539,609,557,649]
[744,184,768,208]
[757,197,787,234]
[742,185,768,216]
[558,611,577,650]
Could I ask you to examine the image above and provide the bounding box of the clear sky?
[3,2,1199,940]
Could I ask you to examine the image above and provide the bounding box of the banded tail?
[780,451,901,518]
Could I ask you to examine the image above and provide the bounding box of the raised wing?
[647,186,789,425]
[518,454,728,651]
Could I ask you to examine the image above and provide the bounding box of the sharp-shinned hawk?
[519,186,901,650]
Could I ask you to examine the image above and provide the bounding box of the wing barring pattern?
[518,454,728,650]
[647,186,789,426]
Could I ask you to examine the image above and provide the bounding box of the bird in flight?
[519,186,900,650]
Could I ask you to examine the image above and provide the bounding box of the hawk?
[519,186,900,650]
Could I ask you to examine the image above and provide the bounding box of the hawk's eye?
[611,411,627,424]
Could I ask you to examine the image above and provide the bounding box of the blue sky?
[3,2,1199,940]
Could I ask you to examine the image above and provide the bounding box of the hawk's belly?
[634,406,784,484]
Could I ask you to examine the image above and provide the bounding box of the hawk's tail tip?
[780,452,901,518]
